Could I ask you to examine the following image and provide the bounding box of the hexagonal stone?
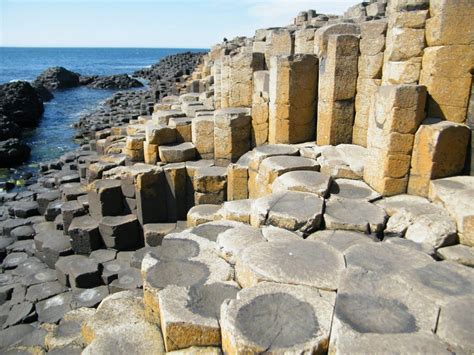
[143,223,176,247]
[221,282,335,354]
[251,191,324,234]
[159,142,196,163]
[60,200,85,234]
[142,244,233,325]
[42,235,73,268]
[10,225,35,241]
[189,221,241,243]
[5,327,48,353]
[187,205,222,227]
[329,267,450,354]
[22,268,57,287]
[0,324,35,349]
[81,291,165,354]
[65,257,102,289]
[89,249,116,265]
[236,240,345,290]
[216,225,265,265]
[45,200,63,222]
[404,213,457,250]
[2,219,30,238]
[55,255,84,286]
[248,144,299,172]
[3,301,34,328]
[25,281,66,303]
[2,253,28,269]
[436,244,474,267]
[219,199,253,224]
[324,199,387,235]
[6,240,35,256]
[307,230,377,252]
[36,292,72,323]
[385,237,436,257]
[260,226,301,242]
[12,201,39,219]
[87,179,123,220]
[345,243,434,275]
[436,298,474,353]
[375,194,433,217]
[68,215,102,254]
[272,171,332,198]
[159,282,239,351]
[109,267,142,293]
[101,260,129,284]
[329,178,381,202]
[99,214,140,251]
[72,286,109,308]
[396,261,474,306]
[37,190,60,215]
[45,307,95,350]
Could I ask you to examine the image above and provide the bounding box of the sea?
[0,47,205,187]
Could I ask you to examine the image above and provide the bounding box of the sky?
[0,0,359,48]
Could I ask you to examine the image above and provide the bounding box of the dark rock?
[72,285,109,308]
[10,225,35,241]
[11,201,39,219]
[109,267,142,293]
[33,84,54,102]
[68,215,103,254]
[0,324,35,349]
[25,280,66,303]
[0,81,44,127]
[0,115,21,140]
[99,214,140,251]
[33,67,80,91]
[2,252,29,269]
[101,260,129,284]
[3,301,35,328]
[42,234,73,268]
[86,74,144,89]
[0,138,31,167]
[35,292,72,323]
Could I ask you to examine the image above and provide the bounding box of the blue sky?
[0,0,359,48]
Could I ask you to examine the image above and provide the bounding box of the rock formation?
[1,0,474,354]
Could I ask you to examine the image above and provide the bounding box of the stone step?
[159,142,196,163]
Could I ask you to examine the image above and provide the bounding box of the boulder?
[0,81,44,127]
[33,66,80,90]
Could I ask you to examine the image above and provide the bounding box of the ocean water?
[0,47,205,185]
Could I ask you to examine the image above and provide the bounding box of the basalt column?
[251,70,270,146]
[420,0,474,123]
[364,84,427,196]
[316,34,359,146]
[268,54,318,144]
[352,20,387,147]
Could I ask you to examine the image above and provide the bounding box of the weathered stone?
[436,244,474,267]
[68,215,102,254]
[314,23,360,58]
[3,301,34,328]
[226,151,253,201]
[307,230,377,252]
[221,282,335,354]
[43,235,73,268]
[25,280,65,303]
[260,225,301,242]
[36,292,72,323]
[87,179,123,220]
[251,71,269,146]
[101,260,129,284]
[37,190,60,215]
[236,239,344,290]
[218,199,252,224]
[158,282,239,351]
[269,55,318,144]
[152,110,185,125]
[214,108,251,165]
[143,223,176,247]
[192,115,214,159]
[365,84,427,196]
[143,141,158,165]
[99,214,140,251]
[429,176,474,246]
[109,267,142,293]
[264,28,294,68]
[329,178,381,202]
[10,225,35,241]
[81,291,165,354]
[251,191,324,234]
[408,119,470,196]
[145,123,176,145]
[272,170,331,198]
[159,142,196,163]
[135,167,168,224]
[187,205,222,227]
[216,225,264,264]
[193,166,227,198]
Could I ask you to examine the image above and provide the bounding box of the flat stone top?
[154,110,186,118]
[169,117,193,126]
[215,108,251,116]
[329,179,381,201]
[260,155,318,171]
[194,166,227,178]
[69,215,99,231]
[221,282,335,353]
[237,240,344,290]
[253,144,299,157]
[102,164,159,180]
[60,200,83,212]
[146,259,211,289]
[159,142,195,151]
[307,230,377,252]
[100,214,137,227]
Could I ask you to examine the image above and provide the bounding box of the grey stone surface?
[329,178,381,202]
[99,214,140,251]
[236,240,344,290]
[436,244,474,267]
[272,171,332,197]
[307,230,377,251]
[68,215,102,254]
[35,292,72,323]
[324,198,387,235]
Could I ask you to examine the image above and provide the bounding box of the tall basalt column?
[420,1,474,123]
[212,58,222,110]
[364,84,427,196]
[316,34,359,146]
[264,29,295,69]
[220,55,231,109]
[214,108,252,166]
[268,54,318,145]
[352,20,387,147]
[229,46,265,108]
[408,118,470,197]
[251,70,270,146]
[382,2,428,85]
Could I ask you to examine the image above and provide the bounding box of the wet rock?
[0,139,31,167]
[0,81,44,128]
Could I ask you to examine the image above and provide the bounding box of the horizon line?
[0,46,210,50]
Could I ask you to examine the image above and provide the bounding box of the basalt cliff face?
[1,1,474,354]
